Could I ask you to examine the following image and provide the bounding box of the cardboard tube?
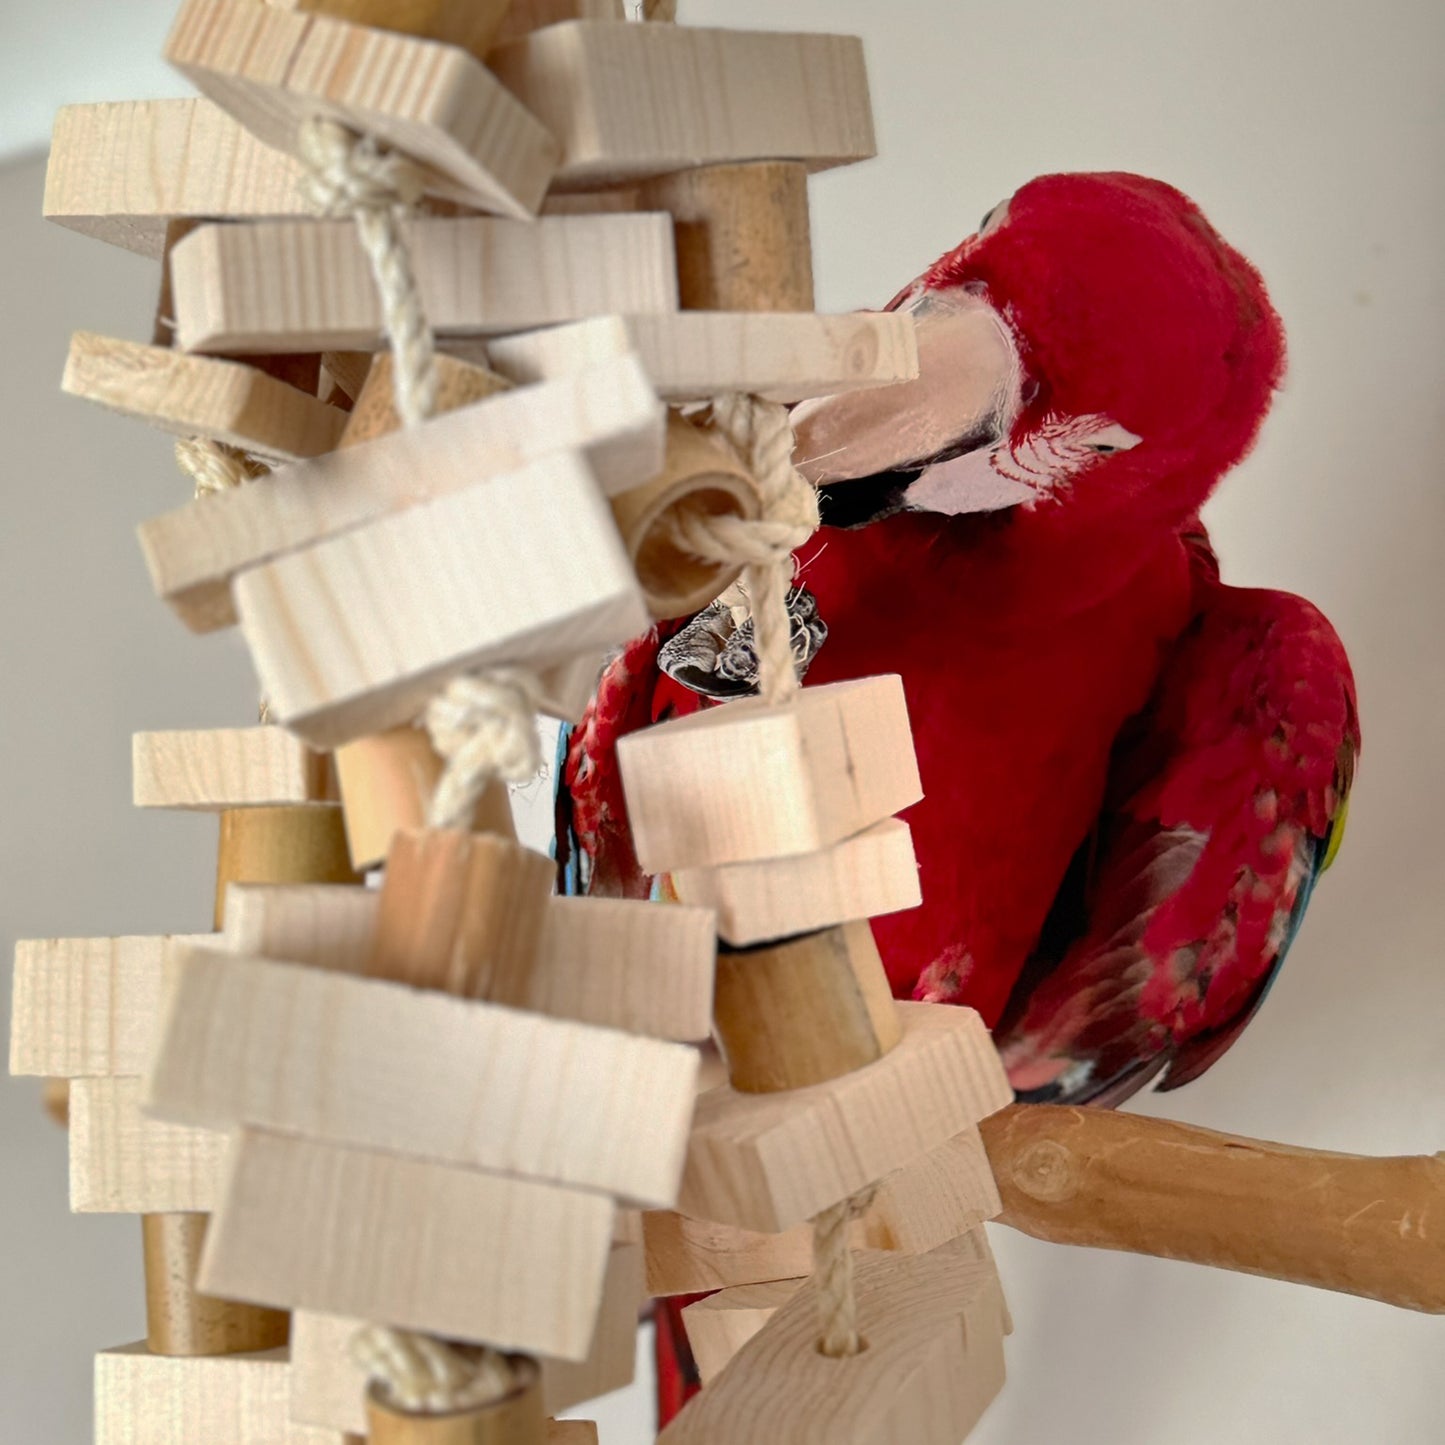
[365,1358,545,1445]
[981,1104,1445,1312]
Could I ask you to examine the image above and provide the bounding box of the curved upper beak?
[791,289,1027,522]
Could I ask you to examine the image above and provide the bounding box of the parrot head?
[793,172,1286,545]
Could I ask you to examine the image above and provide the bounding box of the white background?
[1,1,1441,1441]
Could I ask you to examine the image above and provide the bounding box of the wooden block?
[864,1126,1001,1254]
[489,0,625,49]
[220,883,379,972]
[164,0,560,217]
[95,1342,349,1445]
[147,948,700,1206]
[680,1002,1011,1233]
[367,829,553,998]
[320,350,375,402]
[611,412,758,620]
[636,163,814,313]
[340,353,510,448]
[674,819,921,946]
[200,1129,615,1358]
[133,728,337,811]
[139,356,664,633]
[617,676,922,872]
[659,1240,1008,1445]
[70,1077,226,1214]
[291,1244,641,1433]
[170,216,679,354]
[484,311,918,403]
[681,1278,802,1385]
[44,99,315,257]
[713,922,901,1093]
[533,649,608,726]
[9,935,205,1078]
[527,897,715,1041]
[63,334,346,462]
[234,450,649,747]
[644,1211,819,1297]
[266,0,513,58]
[335,730,515,870]
[546,1426,597,1445]
[489,24,875,188]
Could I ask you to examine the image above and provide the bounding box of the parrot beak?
[791,288,1029,526]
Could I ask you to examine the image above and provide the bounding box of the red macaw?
[558,170,1359,1418]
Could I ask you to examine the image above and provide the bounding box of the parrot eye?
[978,206,998,233]
[977,199,1011,236]
[1081,421,1143,456]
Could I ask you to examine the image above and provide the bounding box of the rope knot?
[424,669,543,830]
[351,1325,513,1414]
[174,436,268,497]
[298,116,425,215]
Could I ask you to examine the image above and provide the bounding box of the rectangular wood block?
[70,1076,227,1214]
[864,1126,1001,1253]
[489,0,625,49]
[165,0,559,216]
[659,1239,1008,1445]
[221,883,380,973]
[680,1003,1011,1233]
[44,99,315,257]
[489,23,875,188]
[266,0,513,57]
[170,216,679,354]
[147,948,700,1206]
[673,818,921,946]
[63,334,346,462]
[617,677,922,872]
[681,1278,802,1386]
[290,1243,642,1432]
[484,311,919,403]
[95,1342,349,1445]
[133,728,336,811]
[234,450,650,747]
[139,357,664,633]
[200,1129,615,1358]
[9,935,205,1078]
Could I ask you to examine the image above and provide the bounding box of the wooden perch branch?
[980,1104,1445,1313]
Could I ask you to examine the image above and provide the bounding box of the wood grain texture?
[658,1239,1008,1445]
[267,0,513,57]
[170,216,678,353]
[489,0,625,49]
[982,1104,1445,1313]
[164,0,559,216]
[146,947,700,1206]
[70,1077,226,1214]
[489,23,875,188]
[213,807,360,929]
[617,676,922,872]
[133,728,337,811]
[43,99,315,257]
[290,1244,642,1432]
[529,897,716,1041]
[220,883,379,972]
[712,922,900,1093]
[339,353,510,448]
[199,1129,615,1358]
[484,311,918,403]
[673,818,922,946]
[680,1278,802,1385]
[139,356,664,633]
[863,1126,1001,1253]
[680,1002,1011,1233]
[63,333,346,461]
[95,1342,348,1445]
[234,450,650,747]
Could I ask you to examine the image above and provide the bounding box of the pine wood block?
[644,1211,820,1297]
[9,935,205,1078]
[95,1342,350,1445]
[220,883,379,972]
[139,356,664,633]
[659,1240,1008,1445]
[533,649,607,725]
[617,677,922,873]
[489,24,875,188]
[367,829,552,999]
[70,1077,226,1214]
[234,450,649,747]
[43,99,317,257]
[133,728,337,811]
[528,897,715,1041]
[170,216,678,354]
[490,0,625,49]
[63,334,346,462]
[200,1129,615,1358]
[484,311,918,403]
[147,947,700,1206]
[164,0,559,217]
[681,1278,802,1386]
[546,1426,597,1445]
[291,1244,642,1432]
[673,819,922,946]
[340,353,510,448]
[266,0,513,58]
[679,1002,1010,1233]
[320,350,374,402]
[865,1126,1001,1253]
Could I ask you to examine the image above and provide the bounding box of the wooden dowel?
[212,804,359,927]
[364,1359,546,1444]
[980,1104,1445,1313]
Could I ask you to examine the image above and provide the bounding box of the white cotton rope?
[351,1326,516,1414]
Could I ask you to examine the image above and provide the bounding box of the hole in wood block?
[616,676,922,872]
[133,728,338,812]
